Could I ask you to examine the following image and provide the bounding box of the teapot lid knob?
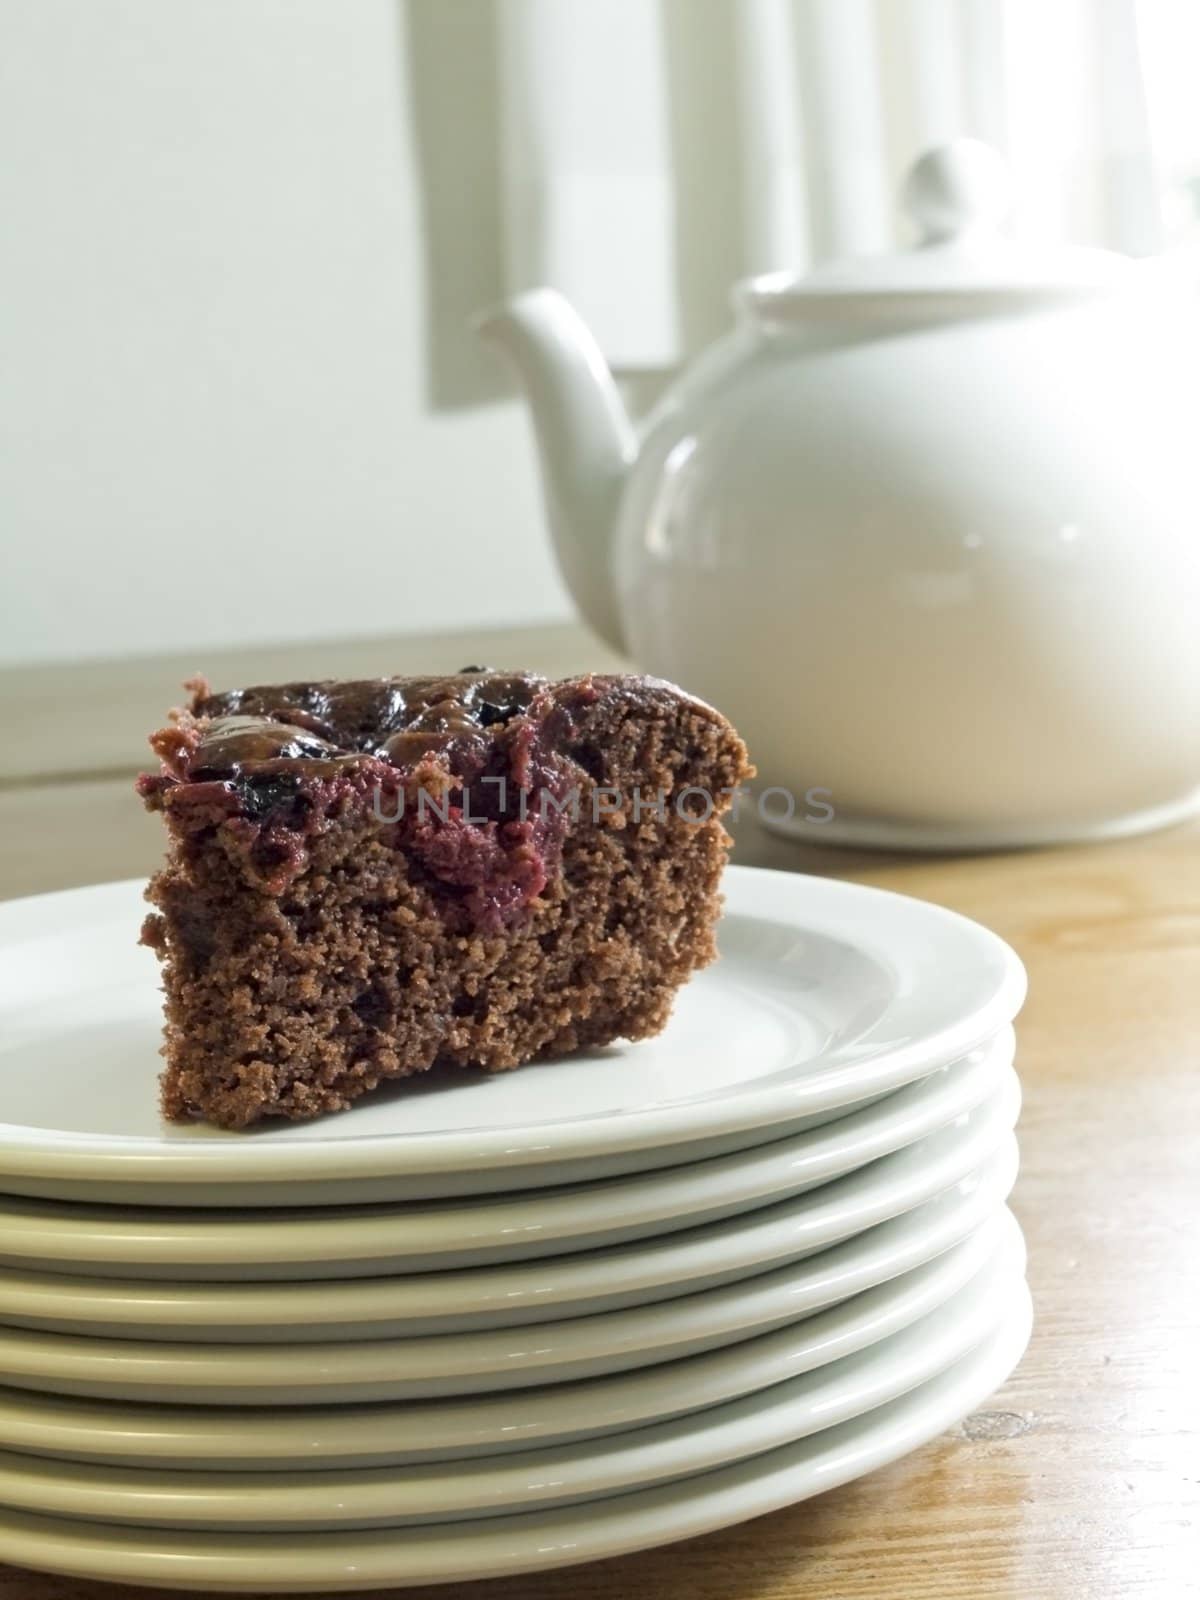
[902,139,1012,245]
[738,134,1138,323]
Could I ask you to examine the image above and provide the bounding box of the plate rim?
[0,1036,1013,1284]
[0,1210,1015,1470]
[0,1077,1019,1338]
[0,869,1026,1187]
[0,1216,1025,1529]
[0,1288,1033,1590]
[0,1138,1019,1403]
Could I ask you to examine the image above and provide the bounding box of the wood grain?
[1,636,1197,1599]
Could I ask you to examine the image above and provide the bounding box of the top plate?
[0,869,1025,1205]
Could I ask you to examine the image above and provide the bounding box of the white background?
[3,0,1198,669]
[0,0,571,666]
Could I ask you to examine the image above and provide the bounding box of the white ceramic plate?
[0,870,1025,1206]
[0,1209,1014,1472]
[0,1030,1012,1282]
[0,1291,1032,1591]
[0,1216,1025,1531]
[0,1071,1018,1341]
[0,1137,1017,1405]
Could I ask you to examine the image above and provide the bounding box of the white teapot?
[478,141,1200,848]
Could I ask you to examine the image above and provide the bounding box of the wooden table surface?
[0,627,1197,1599]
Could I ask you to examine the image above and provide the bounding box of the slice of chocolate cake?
[137,671,752,1129]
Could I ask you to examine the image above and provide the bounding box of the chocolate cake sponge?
[137,670,752,1130]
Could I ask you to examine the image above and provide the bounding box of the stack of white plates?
[0,867,1029,1592]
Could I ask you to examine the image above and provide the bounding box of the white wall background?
[5,0,1196,670]
[0,0,573,667]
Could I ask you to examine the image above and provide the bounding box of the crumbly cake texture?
[137,670,752,1130]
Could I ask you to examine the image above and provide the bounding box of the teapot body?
[614,295,1200,845]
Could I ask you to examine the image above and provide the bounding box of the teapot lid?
[740,139,1141,323]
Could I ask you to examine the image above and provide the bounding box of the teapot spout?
[475,288,636,653]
